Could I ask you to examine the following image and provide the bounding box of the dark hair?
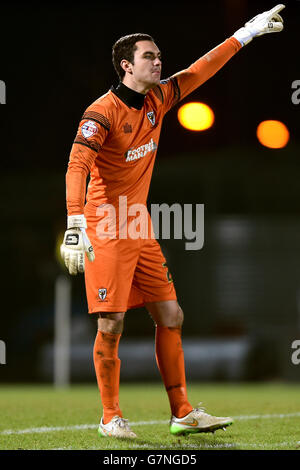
[112,33,155,81]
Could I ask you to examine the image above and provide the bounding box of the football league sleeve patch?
[74,110,111,153]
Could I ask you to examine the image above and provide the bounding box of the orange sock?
[155,326,193,418]
[93,330,122,424]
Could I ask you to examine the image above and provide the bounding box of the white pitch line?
[234,412,300,421]
[0,421,167,436]
[1,412,300,436]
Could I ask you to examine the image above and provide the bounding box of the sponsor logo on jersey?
[125,138,157,162]
[147,111,155,126]
[81,120,98,139]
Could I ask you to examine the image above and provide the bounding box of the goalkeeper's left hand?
[233,4,285,47]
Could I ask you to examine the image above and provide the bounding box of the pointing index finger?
[270,4,285,16]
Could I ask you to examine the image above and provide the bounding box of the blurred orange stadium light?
[177,102,215,131]
[256,120,290,149]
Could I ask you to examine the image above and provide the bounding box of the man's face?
[127,40,162,89]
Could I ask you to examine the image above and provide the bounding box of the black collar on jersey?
[111,82,146,110]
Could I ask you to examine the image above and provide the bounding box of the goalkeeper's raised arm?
[160,4,285,109]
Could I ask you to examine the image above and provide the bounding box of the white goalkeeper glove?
[233,4,285,47]
[60,214,95,275]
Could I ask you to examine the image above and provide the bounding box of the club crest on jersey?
[147,111,155,126]
[81,120,98,139]
[98,288,107,301]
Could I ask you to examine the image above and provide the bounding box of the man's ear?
[120,59,133,75]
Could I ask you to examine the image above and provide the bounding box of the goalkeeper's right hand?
[60,214,95,275]
[233,4,285,47]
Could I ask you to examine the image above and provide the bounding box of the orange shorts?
[84,207,177,313]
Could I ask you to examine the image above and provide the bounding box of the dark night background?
[1,0,300,383]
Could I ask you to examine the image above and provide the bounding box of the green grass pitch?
[0,382,300,450]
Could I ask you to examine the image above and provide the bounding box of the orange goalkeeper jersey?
[66,37,241,216]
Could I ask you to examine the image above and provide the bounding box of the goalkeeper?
[61,5,285,438]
